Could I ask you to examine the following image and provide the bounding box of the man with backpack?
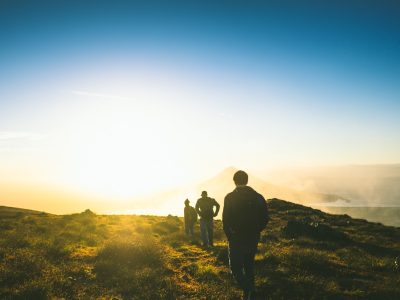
[223,170,269,300]
[195,191,220,247]
[184,199,197,236]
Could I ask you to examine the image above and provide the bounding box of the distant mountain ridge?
[130,166,352,217]
[2,165,398,225]
[265,164,400,206]
[197,167,350,205]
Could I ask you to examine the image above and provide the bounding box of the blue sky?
[0,1,399,197]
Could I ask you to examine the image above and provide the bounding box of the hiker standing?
[184,199,197,236]
[195,191,220,247]
[223,170,269,300]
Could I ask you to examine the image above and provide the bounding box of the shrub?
[283,220,349,243]
[43,238,72,261]
[94,236,165,281]
[152,218,180,235]
[93,236,175,298]
[0,249,48,288]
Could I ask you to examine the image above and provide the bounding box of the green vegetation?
[0,200,399,299]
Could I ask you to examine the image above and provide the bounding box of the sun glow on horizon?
[0,71,214,200]
[56,94,197,198]
[1,63,399,204]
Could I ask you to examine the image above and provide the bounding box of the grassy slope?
[0,200,399,299]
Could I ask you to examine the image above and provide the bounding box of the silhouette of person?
[195,191,220,247]
[223,170,269,300]
[184,199,197,236]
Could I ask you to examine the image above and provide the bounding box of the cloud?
[70,90,130,101]
[0,132,47,152]
[0,131,47,141]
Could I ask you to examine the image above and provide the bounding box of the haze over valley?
[2,165,399,226]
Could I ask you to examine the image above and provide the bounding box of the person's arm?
[222,196,232,240]
[191,206,198,222]
[195,200,201,217]
[257,194,269,232]
[213,199,220,217]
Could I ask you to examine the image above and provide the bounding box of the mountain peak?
[218,166,239,176]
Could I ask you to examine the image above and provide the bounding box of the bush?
[152,218,180,235]
[94,237,165,280]
[94,237,175,298]
[283,220,349,243]
[43,237,72,261]
[0,249,48,288]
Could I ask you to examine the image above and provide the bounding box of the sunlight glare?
[57,99,190,199]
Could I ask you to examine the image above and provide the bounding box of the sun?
[56,103,190,199]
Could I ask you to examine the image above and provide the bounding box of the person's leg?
[228,240,246,290]
[200,219,208,246]
[243,239,259,295]
[207,219,214,246]
[185,222,190,236]
[189,222,194,236]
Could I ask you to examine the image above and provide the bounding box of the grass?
[0,199,399,299]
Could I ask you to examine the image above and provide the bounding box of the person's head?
[184,199,190,206]
[233,170,248,186]
[201,191,207,198]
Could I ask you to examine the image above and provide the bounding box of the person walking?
[184,199,197,236]
[223,170,269,300]
[195,191,220,247]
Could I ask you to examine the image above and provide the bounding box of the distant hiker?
[184,199,197,236]
[195,191,220,247]
[223,170,269,300]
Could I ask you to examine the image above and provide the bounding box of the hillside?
[0,205,48,217]
[318,206,400,227]
[0,200,399,299]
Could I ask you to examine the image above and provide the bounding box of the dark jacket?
[223,186,269,242]
[195,197,220,220]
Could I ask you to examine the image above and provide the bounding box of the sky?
[0,1,399,203]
